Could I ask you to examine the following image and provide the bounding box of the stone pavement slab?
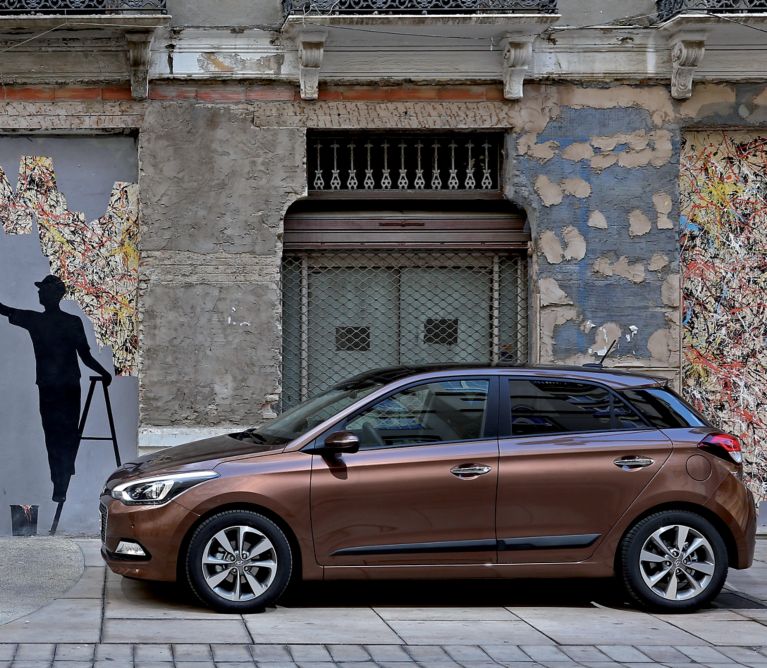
[244,607,402,645]
[102,619,252,644]
[104,571,234,621]
[0,597,102,643]
[374,606,518,621]
[0,537,84,625]
[655,615,767,646]
[388,619,552,645]
[507,606,710,645]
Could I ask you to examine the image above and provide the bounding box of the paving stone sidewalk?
[0,539,764,667]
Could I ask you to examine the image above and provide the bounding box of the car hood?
[104,433,286,488]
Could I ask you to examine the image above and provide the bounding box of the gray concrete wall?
[166,0,285,28]
[138,103,305,428]
[556,0,656,26]
[0,136,138,536]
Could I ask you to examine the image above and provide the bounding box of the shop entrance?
[281,203,529,407]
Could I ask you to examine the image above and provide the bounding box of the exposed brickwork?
[149,82,298,102]
[1,85,132,102]
[145,82,505,104]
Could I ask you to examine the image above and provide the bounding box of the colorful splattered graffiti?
[0,156,139,375]
[680,131,767,499]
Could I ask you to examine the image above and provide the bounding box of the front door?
[496,376,672,564]
[310,377,499,566]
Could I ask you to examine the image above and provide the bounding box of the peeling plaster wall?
[511,102,682,373]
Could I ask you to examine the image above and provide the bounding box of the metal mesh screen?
[282,250,528,408]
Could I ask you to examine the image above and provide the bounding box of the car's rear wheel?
[620,510,728,612]
[185,510,292,613]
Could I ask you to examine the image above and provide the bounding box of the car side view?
[100,365,756,613]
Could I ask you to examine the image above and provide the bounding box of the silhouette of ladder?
[50,376,120,535]
[78,375,122,468]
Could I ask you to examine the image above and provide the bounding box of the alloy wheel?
[200,525,278,602]
[638,524,716,601]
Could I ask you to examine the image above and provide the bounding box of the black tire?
[185,509,292,613]
[619,510,728,612]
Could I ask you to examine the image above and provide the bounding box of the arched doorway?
[281,199,530,408]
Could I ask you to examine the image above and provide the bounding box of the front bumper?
[99,494,200,581]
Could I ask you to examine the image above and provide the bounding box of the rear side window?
[509,378,645,436]
[620,387,709,429]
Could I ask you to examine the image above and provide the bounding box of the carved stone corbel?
[297,30,327,101]
[669,31,706,100]
[501,34,534,101]
[125,30,155,101]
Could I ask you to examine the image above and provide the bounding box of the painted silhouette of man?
[0,275,112,502]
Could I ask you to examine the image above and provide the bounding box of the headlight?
[111,471,219,506]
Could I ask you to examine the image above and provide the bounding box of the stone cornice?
[0,14,169,99]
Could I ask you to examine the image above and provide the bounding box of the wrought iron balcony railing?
[288,0,556,15]
[657,0,767,21]
[0,0,166,13]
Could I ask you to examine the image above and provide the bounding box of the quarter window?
[620,388,709,429]
[345,379,490,449]
[509,378,644,436]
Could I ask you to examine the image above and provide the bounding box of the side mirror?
[318,431,360,454]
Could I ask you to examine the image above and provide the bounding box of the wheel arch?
[613,502,738,572]
[176,502,306,583]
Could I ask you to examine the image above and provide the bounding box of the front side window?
[344,378,490,449]
[509,378,644,436]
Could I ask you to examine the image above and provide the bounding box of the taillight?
[698,432,743,465]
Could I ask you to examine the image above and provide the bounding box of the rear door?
[310,376,499,566]
[496,376,672,564]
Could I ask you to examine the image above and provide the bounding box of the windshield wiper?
[245,429,268,443]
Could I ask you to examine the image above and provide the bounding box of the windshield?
[244,380,385,445]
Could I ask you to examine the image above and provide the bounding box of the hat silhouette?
[34,274,66,298]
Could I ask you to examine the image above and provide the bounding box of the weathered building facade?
[0,0,765,533]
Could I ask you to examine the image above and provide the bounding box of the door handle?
[450,464,492,478]
[613,456,654,470]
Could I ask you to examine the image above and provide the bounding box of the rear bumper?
[99,494,199,581]
[704,476,757,570]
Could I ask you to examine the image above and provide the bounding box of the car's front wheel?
[185,509,292,613]
[620,510,728,612]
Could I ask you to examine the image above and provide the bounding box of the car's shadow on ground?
[131,576,765,613]
[279,577,631,609]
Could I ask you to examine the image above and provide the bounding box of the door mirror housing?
[318,431,360,454]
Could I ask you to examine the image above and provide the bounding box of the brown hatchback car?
[101,365,756,613]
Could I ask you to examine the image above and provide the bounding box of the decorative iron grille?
[0,0,166,12]
[287,0,556,13]
[309,132,504,193]
[282,250,528,408]
[657,0,767,20]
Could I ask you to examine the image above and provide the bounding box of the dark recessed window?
[336,326,371,352]
[423,319,458,346]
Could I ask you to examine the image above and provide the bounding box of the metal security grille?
[282,250,528,408]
